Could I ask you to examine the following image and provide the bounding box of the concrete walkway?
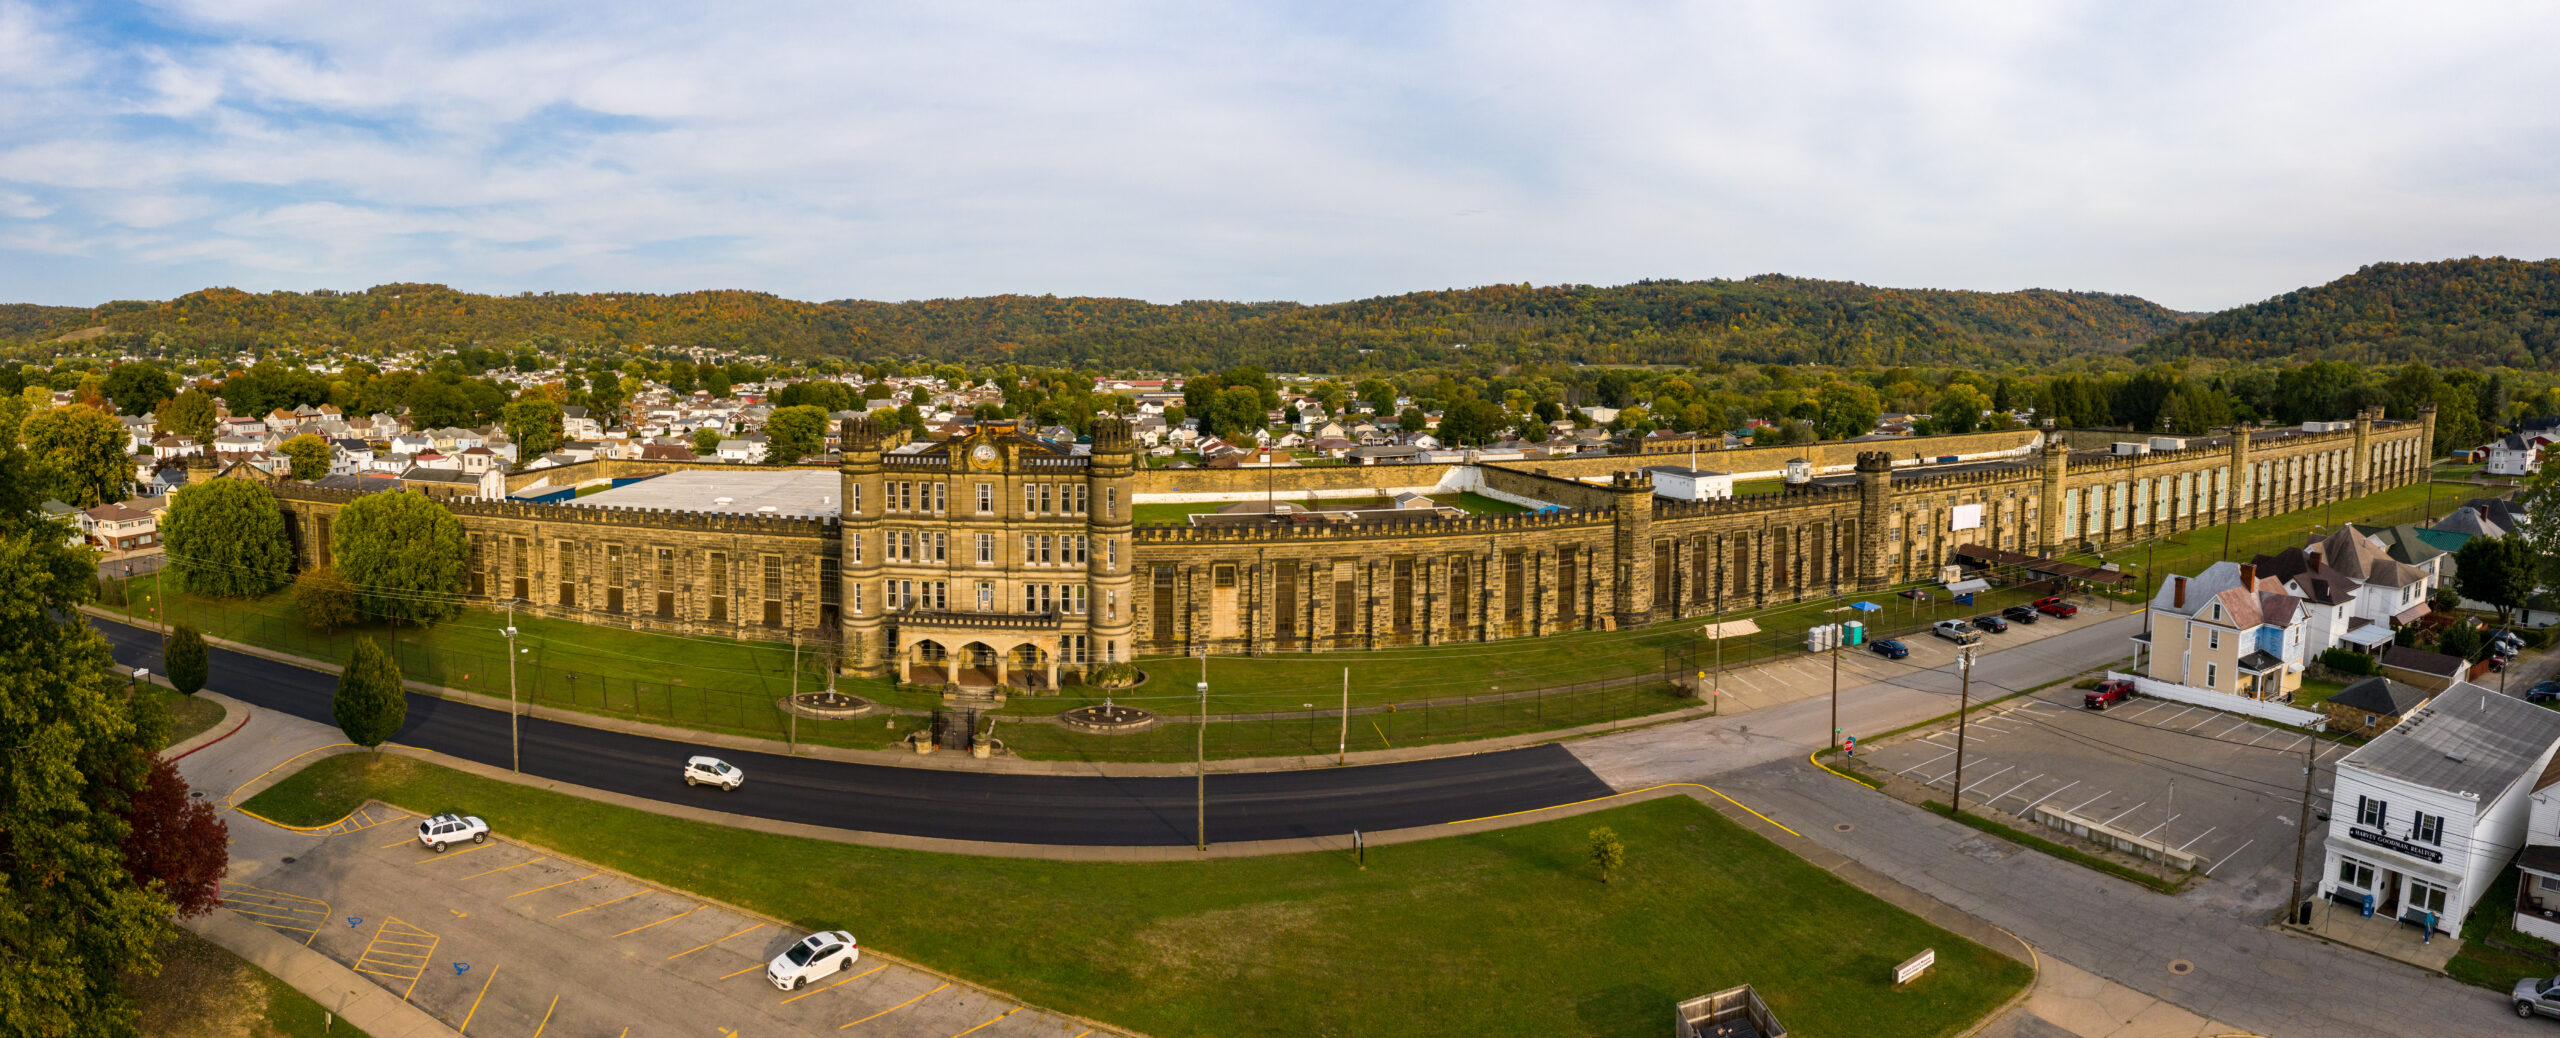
[183,907,459,1038]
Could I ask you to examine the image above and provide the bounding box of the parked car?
[2001,604,2040,625]
[768,930,860,991]
[684,756,744,790]
[1897,589,1929,601]
[416,813,489,853]
[2516,975,2560,1019]
[2033,596,2079,618]
[1969,614,2008,634]
[1869,638,1909,660]
[2524,681,2560,704]
[2084,679,2134,710]
[1932,620,1983,645]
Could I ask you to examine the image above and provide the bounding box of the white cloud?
[0,0,2556,311]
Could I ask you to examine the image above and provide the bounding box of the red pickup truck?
[2084,679,2134,710]
[2034,596,2079,618]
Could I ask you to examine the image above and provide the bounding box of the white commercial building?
[1644,465,1735,502]
[2319,682,2560,938]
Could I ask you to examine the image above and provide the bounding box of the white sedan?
[683,756,744,790]
[767,930,859,990]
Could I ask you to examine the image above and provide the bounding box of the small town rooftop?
[567,469,841,519]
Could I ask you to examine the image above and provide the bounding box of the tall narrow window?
[819,557,841,627]
[606,544,625,614]
[1392,558,1414,633]
[1450,556,1471,629]
[318,516,333,568]
[978,483,993,513]
[1504,551,1524,621]
[1276,560,1298,640]
[1558,551,1578,624]
[1153,566,1177,642]
[977,533,994,563]
[1040,483,1053,514]
[1652,541,1672,609]
[762,555,783,627]
[468,534,486,596]
[708,551,729,623]
[1075,484,1088,514]
[655,548,675,618]
[1106,486,1116,518]
[1334,567,1356,635]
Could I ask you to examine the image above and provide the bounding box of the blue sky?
[3,1,2557,311]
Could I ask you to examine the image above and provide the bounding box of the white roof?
[570,469,839,518]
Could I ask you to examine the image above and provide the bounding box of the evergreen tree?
[160,480,292,597]
[334,637,406,750]
[333,491,470,625]
[279,433,331,481]
[165,624,208,696]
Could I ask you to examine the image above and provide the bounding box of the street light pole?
[504,600,520,774]
[790,634,800,754]
[1196,652,1209,852]
[2287,724,2318,923]
[1338,668,1348,766]
[1829,597,1842,755]
[1952,646,1974,814]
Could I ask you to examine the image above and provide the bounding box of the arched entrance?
[955,641,1002,687]
[904,639,949,685]
[1009,643,1053,690]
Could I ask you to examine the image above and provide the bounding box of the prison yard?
[240,753,2030,1038]
[107,466,2457,764]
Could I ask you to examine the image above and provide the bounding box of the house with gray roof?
[2321,681,2560,938]
[2322,676,2437,739]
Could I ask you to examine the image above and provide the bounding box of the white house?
[1645,465,1736,502]
[2487,433,2544,477]
[2320,682,2560,938]
[2510,772,2560,943]
[2249,546,2374,656]
[717,436,769,463]
[2306,526,2434,632]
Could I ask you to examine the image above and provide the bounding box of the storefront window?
[2337,856,2374,890]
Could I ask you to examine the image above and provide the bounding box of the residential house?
[717,436,769,463]
[330,438,375,476]
[2308,526,2434,631]
[2379,646,2469,691]
[2139,561,2308,699]
[2512,764,2560,943]
[2321,682,2560,938]
[562,405,602,440]
[2251,547,2379,656]
[78,503,159,552]
[2488,433,2544,477]
[396,465,504,501]
[2323,677,2437,740]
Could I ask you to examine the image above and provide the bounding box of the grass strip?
[245,754,2028,1038]
[1922,802,2187,896]
[130,924,373,1038]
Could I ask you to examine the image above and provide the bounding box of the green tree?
[157,387,217,441]
[690,426,724,455]
[22,404,129,507]
[1931,384,1992,435]
[333,636,406,750]
[765,405,829,464]
[1438,399,1509,445]
[701,364,733,398]
[1815,382,1881,440]
[165,624,208,695]
[503,396,565,460]
[291,566,360,632]
[2455,534,2537,624]
[101,361,174,416]
[1588,826,1627,884]
[583,369,626,423]
[2437,622,2483,661]
[333,491,470,625]
[279,433,331,481]
[161,480,292,597]
[0,442,172,1035]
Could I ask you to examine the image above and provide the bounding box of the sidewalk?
[2284,902,2462,972]
[183,907,459,1038]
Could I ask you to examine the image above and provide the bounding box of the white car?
[767,930,859,990]
[416,813,489,853]
[684,756,744,790]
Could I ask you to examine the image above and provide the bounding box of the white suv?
[684,756,744,790]
[416,813,489,853]
[768,930,859,990]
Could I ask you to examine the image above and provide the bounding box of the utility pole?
[157,565,167,659]
[790,634,800,754]
[1830,600,1842,755]
[1712,622,1724,718]
[1196,652,1210,852]
[504,600,520,774]
[2141,539,2158,672]
[1337,668,1349,766]
[1952,646,1974,814]
[2287,726,2318,924]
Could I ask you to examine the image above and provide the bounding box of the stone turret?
[2419,402,2438,468]
[1854,451,1894,589]
[2226,420,2252,523]
[838,415,886,675]
[2037,435,2066,556]
[1086,417,1140,664]
[1607,469,1654,628]
[2350,406,2376,496]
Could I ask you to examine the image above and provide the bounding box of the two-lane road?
[94,616,1612,846]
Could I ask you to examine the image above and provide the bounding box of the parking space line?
[2209,839,2256,874]
[353,917,439,1002]
[379,835,421,849]
[2184,712,2224,731]
[532,994,560,1038]
[1897,750,1955,776]
[721,962,768,980]
[341,807,410,834]
[458,964,499,1033]
[2099,801,2149,828]
[838,983,950,1030]
[953,1007,1021,1036]
[2135,814,2180,840]
[1928,759,1993,787]
[557,890,649,918]
[2065,791,2107,815]
[783,964,885,1004]
[2174,826,2220,852]
[1987,774,2041,804]
[2243,726,2277,747]
[419,843,496,863]
[461,857,547,880]
[2154,706,2197,726]
[671,923,766,960]
[612,905,702,938]
[2021,780,2078,811]
[1959,765,2014,793]
[509,872,600,898]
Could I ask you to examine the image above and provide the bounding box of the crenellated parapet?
[1889,465,2036,490]
[1652,482,1861,520]
[1128,506,1615,544]
[272,484,834,538]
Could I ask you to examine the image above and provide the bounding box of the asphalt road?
[94,616,1613,846]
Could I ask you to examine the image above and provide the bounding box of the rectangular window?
[1072,583,1086,615]
[977,533,994,564]
[1450,556,1470,629]
[1024,485,1037,514]
[2337,855,2374,890]
[557,542,578,608]
[979,580,994,612]
[2408,880,2449,919]
[762,556,783,627]
[1276,560,1298,639]
[1334,571,1356,635]
[851,530,865,564]
[1024,584,1038,612]
[850,483,861,513]
[1153,566,1176,641]
[978,483,993,513]
[656,548,674,618]
[708,551,728,623]
[1652,541,1672,609]
[606,544,625,614]
[1106,537,1117,569]
[2208,630,2220,651]
[468,534,486,596]
[1023,534,1037,565]
[1040,483,1053,514]
[1691,540,1711,604]
[1559,551,1578,624]
[820,557,840,620]
[1106,486,1116,518]
[1074,484,1088,514]
[318,515,332,568]
[2414,812,2443,846]
[2204,662,2217,689]
[933,482,946,512]
[1504,551,1524,621]
[1393,558,1414,633]
[1040,535,1053,564]
[933,532,947,563]
[2356,796,2386,828]
[851,581,863,616]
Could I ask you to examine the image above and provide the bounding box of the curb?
[167,704,251,762]
[183,906,461,1038]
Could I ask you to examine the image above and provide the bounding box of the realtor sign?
[2349,826,2446,864]
[1894,948,1935,986]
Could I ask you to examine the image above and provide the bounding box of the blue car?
[1869,638,1909,660]
[2528,681,2560,704]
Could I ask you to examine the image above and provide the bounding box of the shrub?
[2438,623,2483,662]
[1589,826,1627,884]
[165,625,208,696]
[292,566,360,632]
[2319,648,2379,676]
[333,637,406,750]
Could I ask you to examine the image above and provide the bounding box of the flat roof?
[569,469,841,519]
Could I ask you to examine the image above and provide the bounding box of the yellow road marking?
[379,836,419,849]
[670,922,765,960]
[837,983,949,1030]
[556,890,648,918]
[221,882,326,904]
[532,994,560,1037]
[458,964,499,1033]
[218,742,355,811]
[420,842,495,862]
[782,964,883,1004]
[461,856,547,880]
[951,1007,1019,1036]
[1445,781,1802,838]
[508,872,599,898]
[610,904,701,938]
[720,962,767,980]
[353,916,440,1001]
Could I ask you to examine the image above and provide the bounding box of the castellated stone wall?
[254,410,2431,675]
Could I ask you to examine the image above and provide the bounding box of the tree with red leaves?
[119,757,229,919]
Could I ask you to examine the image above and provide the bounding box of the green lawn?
[2447,864,2556,991]
[129,925,372,1038]
[244,754,2029,1038]
[149,686,227,750]
[2292,678,2351,710]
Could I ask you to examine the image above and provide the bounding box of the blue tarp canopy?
[1849,601,1883,612]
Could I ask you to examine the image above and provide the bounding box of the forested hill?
[2133,257,2560,367]
[3,277,2182,372]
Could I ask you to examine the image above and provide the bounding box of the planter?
[971,738,992,759]
[910,733,936,756]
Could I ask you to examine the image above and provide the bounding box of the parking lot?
[225,810,1105,1037]
[1703,601,2119,715]
[1859,684,2349,907]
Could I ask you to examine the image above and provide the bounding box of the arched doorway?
[1008,642,1053,690]
[955,641,1001,687]
[905,639,949,685]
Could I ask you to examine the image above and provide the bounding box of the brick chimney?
[2239,563,2257,589]
[2172,575,2186,609]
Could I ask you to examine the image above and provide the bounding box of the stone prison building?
[260,408,2433,686]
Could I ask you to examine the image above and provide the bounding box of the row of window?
[2335,854,2450,917]
[468,535,837,629]
[871,579,1105,618]
[2353,795,2446,845]
[872,480,1111,517]
[853,530,1112,568]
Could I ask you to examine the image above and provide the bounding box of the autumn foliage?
[119,757,230,919]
